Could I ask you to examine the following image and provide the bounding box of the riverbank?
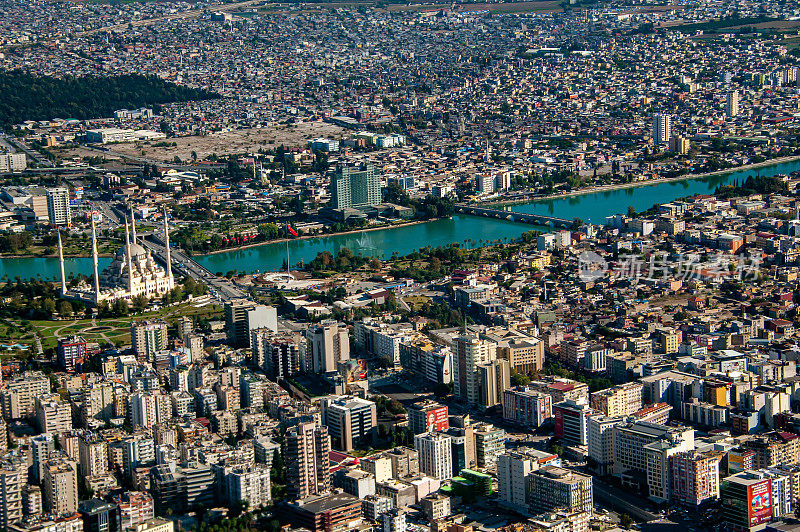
[486,155,800,207]
[196,217,439,256]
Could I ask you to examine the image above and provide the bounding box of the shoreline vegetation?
[485,154,800,207]
[3,155,799,260]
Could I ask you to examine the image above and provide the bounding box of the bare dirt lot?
[63,121,347,163]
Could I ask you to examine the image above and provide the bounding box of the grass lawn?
[15,301,223,351]
[403,295,430,312]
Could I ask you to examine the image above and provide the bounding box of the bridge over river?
[455,204,574,229]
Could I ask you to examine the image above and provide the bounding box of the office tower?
[224,299,277,347]
[726,90,739,117]
[380,508,406,532]
[653,113,671,145]
[130,321,168,361]
[251,331,300,379]
[473,423,505,468]
[112,491,154,530]
[306,321,350,374]
[46,187,71,226]
[79,433,108,479]
[453,334,496,406]
[0,456,25,528]
[35,394,72,434]
[2,371,50,419]
[79,499,118,532]
[497,450,541,513]
[284,422,331,500]
[527,466,593,515]
[587,414,624,476]
[502,387,552,428]
[721,472,773,531]
[219,465,272,508]
[408,401,449,435]
[477,359,510,409]
[553,400,593,446]
[43,457,78,516]
[414,432,453,480]
[671,451,720,507]
[321,396,377,452]
[31,433,56,484]
[330,162,380,210]
[57,336,86,373]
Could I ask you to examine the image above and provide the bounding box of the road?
[592,478,659,523]
[79,0,262,36]
[0,133,53,168]
[142,231,247,303]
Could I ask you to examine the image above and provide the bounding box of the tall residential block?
[284,422,331,500]
[330,163,380,210]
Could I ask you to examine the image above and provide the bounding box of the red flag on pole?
[286,224,299,237]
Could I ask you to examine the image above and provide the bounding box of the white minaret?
[163,208,173,287]
[124,219,133,293]
[57,230,66,296]
[130,204,137,245]
[91,216,101,303]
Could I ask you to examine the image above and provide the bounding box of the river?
[8,159,800,280]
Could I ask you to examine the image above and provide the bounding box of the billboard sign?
[748,479,772,527]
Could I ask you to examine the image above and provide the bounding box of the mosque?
[58,208,176,306]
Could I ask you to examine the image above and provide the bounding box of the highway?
[142,231,247,303]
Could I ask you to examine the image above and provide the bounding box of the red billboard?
[748,479,772,527]
[554,408,563,438]
[425,406,449,432]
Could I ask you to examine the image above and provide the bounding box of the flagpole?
[286,239,290,274]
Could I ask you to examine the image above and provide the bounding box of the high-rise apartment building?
[527,466,593,515]
[587,414,624,476]
[306,321,350,374]
[590,382,644,417]
[453,334,496,406]
[502,387,552,428]
[79,433,108,479]
[31,433,56,485]
[35,395,72,434]
[130,321,168,361]
[0,455,25,529]
[43,457,78,516]
[330,163,380,210]
[57,336,86,373]
[477,359,510,409]
[46,187,71,226]
[474,423,505,468]
[726,90,739,117]
[414,432,453,480]
[284,422,331,500]
[653,113,671,145]
[2,371,50,419]
[250,331,300,379]
[498,450,541,513]
[321,396,377,452]
[671,451,720,507]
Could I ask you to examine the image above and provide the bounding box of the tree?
[619,513,634,529]
[57,300,73,316]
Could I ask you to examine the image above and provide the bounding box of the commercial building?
[321,396,377,452]
[553,400,593,447]
[587,415,624,476]
[589,382,643,417]
[306,321,350,374]
[474,423,505,467]
[414,432,453,480]
[721,472,773,532]
[224,300,277,347]
[330,162,380,210]
[408,401,449,435]
[497,449,550,513]
[286,493,362,532]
